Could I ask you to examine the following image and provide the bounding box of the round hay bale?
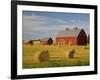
[68,49,76,58]
[39,50,49,62]
[33,50,49,63]
[83,46,89,50]
[64,49,76,58]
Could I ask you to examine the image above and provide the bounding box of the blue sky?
[22,11,90,40]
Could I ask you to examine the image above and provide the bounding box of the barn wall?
[56,37,77,45]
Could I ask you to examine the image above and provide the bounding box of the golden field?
[23,44,89,69]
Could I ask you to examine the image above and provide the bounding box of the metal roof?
[56,29,83,37]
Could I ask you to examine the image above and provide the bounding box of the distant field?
[23,44,90,69]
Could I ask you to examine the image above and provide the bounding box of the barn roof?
[56,28,83,37]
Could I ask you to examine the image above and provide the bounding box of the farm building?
[40,37,53,45]
[32,39,40,45]
[56,28,87,45]
[23,40,29,44]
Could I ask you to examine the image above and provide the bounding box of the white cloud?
[22,14,89,40]
[22,15,69,33]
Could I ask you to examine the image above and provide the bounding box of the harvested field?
[23,44,89,69]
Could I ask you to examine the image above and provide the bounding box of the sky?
[22,11,90,40]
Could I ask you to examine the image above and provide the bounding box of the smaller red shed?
[40,37,53,45]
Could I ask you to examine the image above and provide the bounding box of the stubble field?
[23,44,89,69]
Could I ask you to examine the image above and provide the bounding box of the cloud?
[22,13,89,40]
[23,14,68,26]
[22,15,69,36]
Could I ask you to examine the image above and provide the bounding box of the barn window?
[58,39,65,45]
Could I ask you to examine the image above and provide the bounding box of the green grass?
[23,44,89,69]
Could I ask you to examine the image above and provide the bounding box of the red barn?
[56,28,87,45]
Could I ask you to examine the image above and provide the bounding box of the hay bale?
[33,50,49,63]
[39,50,49,62]
[64,49,76,58]
[84,46,89,50]
[68,49,76,58]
